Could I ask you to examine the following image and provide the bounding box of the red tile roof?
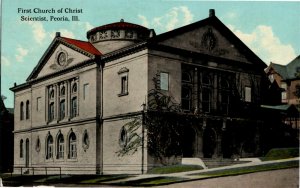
[61,37,102,56]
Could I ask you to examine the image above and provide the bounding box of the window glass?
[60,100,65,120]
[57,134,64,159]
[245,87,252,102]
[47,135,53,159]
[69,133,77,159]
[160,72,169,91]
[20,139,23,158]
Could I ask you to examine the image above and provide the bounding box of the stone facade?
[10,10,267,175]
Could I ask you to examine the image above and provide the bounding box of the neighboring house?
[0,97,14,173]
[265,55,300,129]
[10,9,268,175]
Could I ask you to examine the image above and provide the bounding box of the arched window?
[60,86,65,96]
[46,135,53,159]
[220,79,230,114]
[182,72,192,83]
[182,86,192,111]
[57,133,64,159]
[202,74,212,112]
[59,100,65,120]
[71,97,77,118]
[20,102,24,120]
[26,100,30,119]
[20,139,24,158]
[69,132,77,159]
[49,89,54,99]
[72,84,77,93]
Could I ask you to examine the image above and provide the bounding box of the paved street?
[163,168,299,188]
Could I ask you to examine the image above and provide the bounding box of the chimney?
[56,32,61,37]
[209,9,215,17]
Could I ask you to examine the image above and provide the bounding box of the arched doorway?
[25,139,29,167]
[203,127,216,158]
[182,127,196,157]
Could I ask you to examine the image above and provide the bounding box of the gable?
[27,36,101,81]
[159,25,251,63]
[151,16,266,69]
[36,43,91,78]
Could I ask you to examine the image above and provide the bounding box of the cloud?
[27,21,47,45]
[138,15,150,28]
[1,56,11,66]
[229,25,296,65]
[138,6,194,33]
[15,45,29,62]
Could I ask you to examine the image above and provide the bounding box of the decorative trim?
[118,67,129,74]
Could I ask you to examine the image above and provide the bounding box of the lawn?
[190,160,299,177]
[261,148,299,161]
[147,164,203,174]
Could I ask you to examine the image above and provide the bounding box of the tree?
[116,89,190,165]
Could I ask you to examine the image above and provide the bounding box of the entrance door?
[203,127,216,158]
[25,139,29,167]
[182,127,196,157]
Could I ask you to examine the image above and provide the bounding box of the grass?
[147,164,203,174]
[1,174,132,186]
[191,160,299,177]
[261,148,299,161]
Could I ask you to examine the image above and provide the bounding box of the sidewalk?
[104,157,300,184]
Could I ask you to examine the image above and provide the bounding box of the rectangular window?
[160,72,169,91]
[121,76,128,94]
[37,97,41,111]
[281,83,287,102]
[83,83,89,100]
[245,87,252,102]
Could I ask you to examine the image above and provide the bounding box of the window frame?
[46,135,53,160]
[68,132,77,159]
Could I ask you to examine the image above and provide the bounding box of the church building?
[10,9,267,174]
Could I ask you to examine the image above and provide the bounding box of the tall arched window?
[57,133,64,159]
[68,132,77,159]
[181,71,192,111]
[202,74,212,112]
[220,78,230,114]
[26,100,30,119]
[46,135,53,159]
[20,139,24,158]
[20,102,24,120]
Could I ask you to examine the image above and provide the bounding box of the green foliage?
[116,89,192,163]
[261,148,299,161]
[147,164,203,174]
[116,117,142,157]
[192,160,299,177]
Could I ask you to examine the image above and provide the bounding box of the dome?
[86,19,153,54]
